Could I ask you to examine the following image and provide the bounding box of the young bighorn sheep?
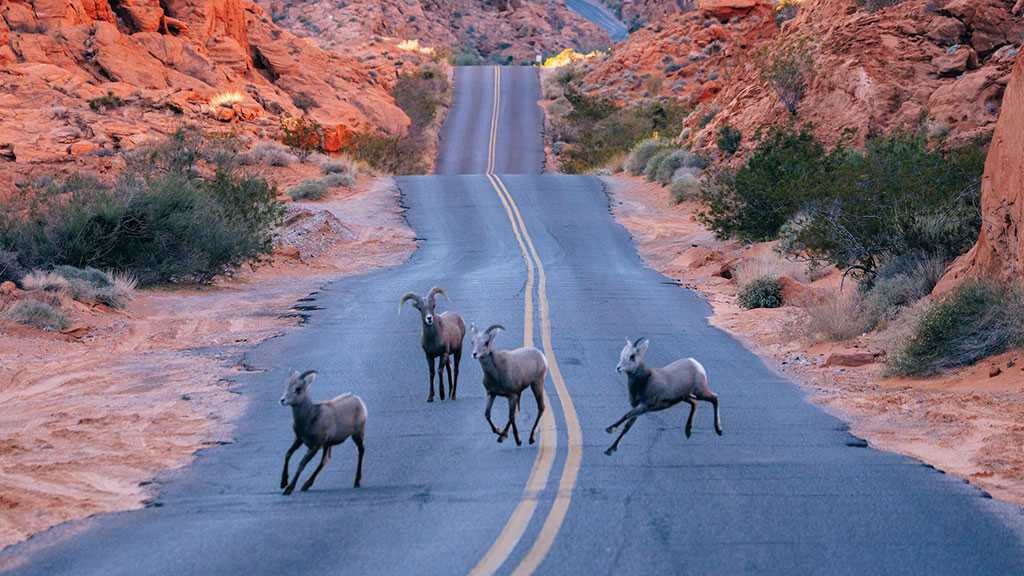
[280,370,366,494]
[470,324,547,446]
[399,287,466,402]
[605,337,722,455]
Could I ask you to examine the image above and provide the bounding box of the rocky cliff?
[259,0,611,64]
[0,0,415,180]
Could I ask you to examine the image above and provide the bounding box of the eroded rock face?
[937,50,1024,289]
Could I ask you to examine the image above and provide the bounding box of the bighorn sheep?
[399,287,466,402]
[605,337,722,455]
[280,370,366,494]
[470,324,546,446]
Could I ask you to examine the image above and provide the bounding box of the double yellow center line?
[469,66,583,576]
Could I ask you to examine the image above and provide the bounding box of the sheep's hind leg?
[284,446,318,495]
[695,389,722,435]
[451,350,461,399]
[443,353,453,400]
[606,417,637,455]
[281,437,302,489]
[528,381,545,444]
[302,445,332,491]
[437,355,446,401]
[353,434,364,488]
[507,394,522,446]
[684,396,699,438]
[426,355,437,402]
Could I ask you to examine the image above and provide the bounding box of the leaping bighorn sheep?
[605,337,722,455]
[470,324,546,446]
[280,370,366,494]
[400,287,466,402]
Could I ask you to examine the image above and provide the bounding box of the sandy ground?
[604,174,1024,509]
[0,175,416,551]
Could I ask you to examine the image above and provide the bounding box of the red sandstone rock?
[777,275,824,307]
[825,351,886,367]
[69,140,98,154]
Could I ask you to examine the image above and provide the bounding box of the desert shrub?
[241,141,297,167]
[654,149,703,185]
[320,158,357,175]
[857,0,909,11]
[394,64,451,131]
[88,91,123,111]
[698,126,828,242]
[670,174,701,203]
[19,271,70,292]
[775,0,801,24]
[696,108,717,129]
[450,46,482,66]
[291,92,318,112]
[320,172,356,188]
[51,265,134,308]
[717,124,742,155]
[737,275,784,309]
[0,250,27,285]
[888,279,1023,376]
[800,291,867,343]
[280,116,322,160]
[733,252,809,287]
[857,253,946,328]
[0,128,284,284]
[756,35,815,115]
[2,300,70,331]
[342,132,425,175]
[644,149,674,182]
[625,138,662,175]
[288,179,328,201]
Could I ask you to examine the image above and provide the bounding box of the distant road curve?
[564,0,628,43]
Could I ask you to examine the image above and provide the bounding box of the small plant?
[241,141,298,167]
[320,158,357,175]
[800,292,867,343]
[280,116,323,160]
[319,172,355,188]
[717,124,742,155]
[393,64,451,131]
[51,265,134,309]
[625,138,662,176]
[696,108,718,129]
[888,279,1023,376]
[775,0,801,24]
[670,174,701,203]
[737,275,784,309]
[291,92,318,112]
[287,179,328,201]
[756,35,815,115]
[0,250,26,285]
[644,149,674,182]
[2,300,70,331]
[88,91,123,111]
[654,149,703,186]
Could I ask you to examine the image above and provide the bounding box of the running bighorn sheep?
[280,370,366,493]
[470,324,546,446]
[400,287,466,402]
[605,337,722,455]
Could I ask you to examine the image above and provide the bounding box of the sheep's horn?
[398,292,422,315]
[427,286,451,306]
[485,324,505,336]
[633,336,647,347]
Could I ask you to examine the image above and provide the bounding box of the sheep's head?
[399,287,451,327]
[281,369,316,406]
[616,337,649,374]
[471,323,504,360]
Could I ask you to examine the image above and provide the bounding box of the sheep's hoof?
[716,427,723,436]
[282,486,294,496]
[354,482,360,488]
[280,479,288,489]
[301,483,312,491]
[427,396,434,403]
[514,438,522,446]
[605,426,616,434]
[604,447,615,456]
[685,428,692,438]
[529,436,536,445]
[497,434,506,443]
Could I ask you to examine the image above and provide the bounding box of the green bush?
[88,91,123,112]
[287,179,328,201]
[644,149,674,182]
[51,265,134,309]
[393,64,451,131]
[888,279,1023,377]
[3,300,70,331]
[653,149,704,185]
[737,276,784,309]
[281,117,323,160]
[345,132,427,175]
[291,92,318,112]
[0,250,26,285]
[717,124,742,155]
[857,254,946,328]
[625,138,662,175]
[0,127,284,285]
[240,142,297,167]
[320,172,355,188]
[669,174,701,203]
[756,35,815,115]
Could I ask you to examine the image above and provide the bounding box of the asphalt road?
[564,0,628,43]
[4,67,1023,576]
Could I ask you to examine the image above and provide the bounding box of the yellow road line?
[491,175,583,576]
[469,65,584,576]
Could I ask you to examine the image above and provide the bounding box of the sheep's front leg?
[302,445,332,491]
[605,417,637,455]
[684,396,699,438]
[606,404,648,434]
[507,393,522,446]
[444,355,454,400]
[438,354,448,401]
[484,394,501,435]
[426,355,436,403]
[281,437,303,489]
[283,446,318,495]
[452,350,461,400]
[353,433,364,488]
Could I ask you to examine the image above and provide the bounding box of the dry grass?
[733,251,810,287]
[799,290,868,344]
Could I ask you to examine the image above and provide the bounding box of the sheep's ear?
[636,339,650,355]
[299,370,317,386]
[470,323,477,335]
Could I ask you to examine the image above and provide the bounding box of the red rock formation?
[937,50,1024,290]
[609,0,697,27]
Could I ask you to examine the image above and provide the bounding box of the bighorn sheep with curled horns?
[280,370,366,493]
[605,337,722,455]
[470,324,547,446]
[400,287,466,402]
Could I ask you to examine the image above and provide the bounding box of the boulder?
[69,140,98,154]
[825,351,886,367]
[698,0,769,21]
[932,45,977,77]
[777,275,824,307]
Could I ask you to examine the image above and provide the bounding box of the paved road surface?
[564,0,628,43]
[4,67,1023,576]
